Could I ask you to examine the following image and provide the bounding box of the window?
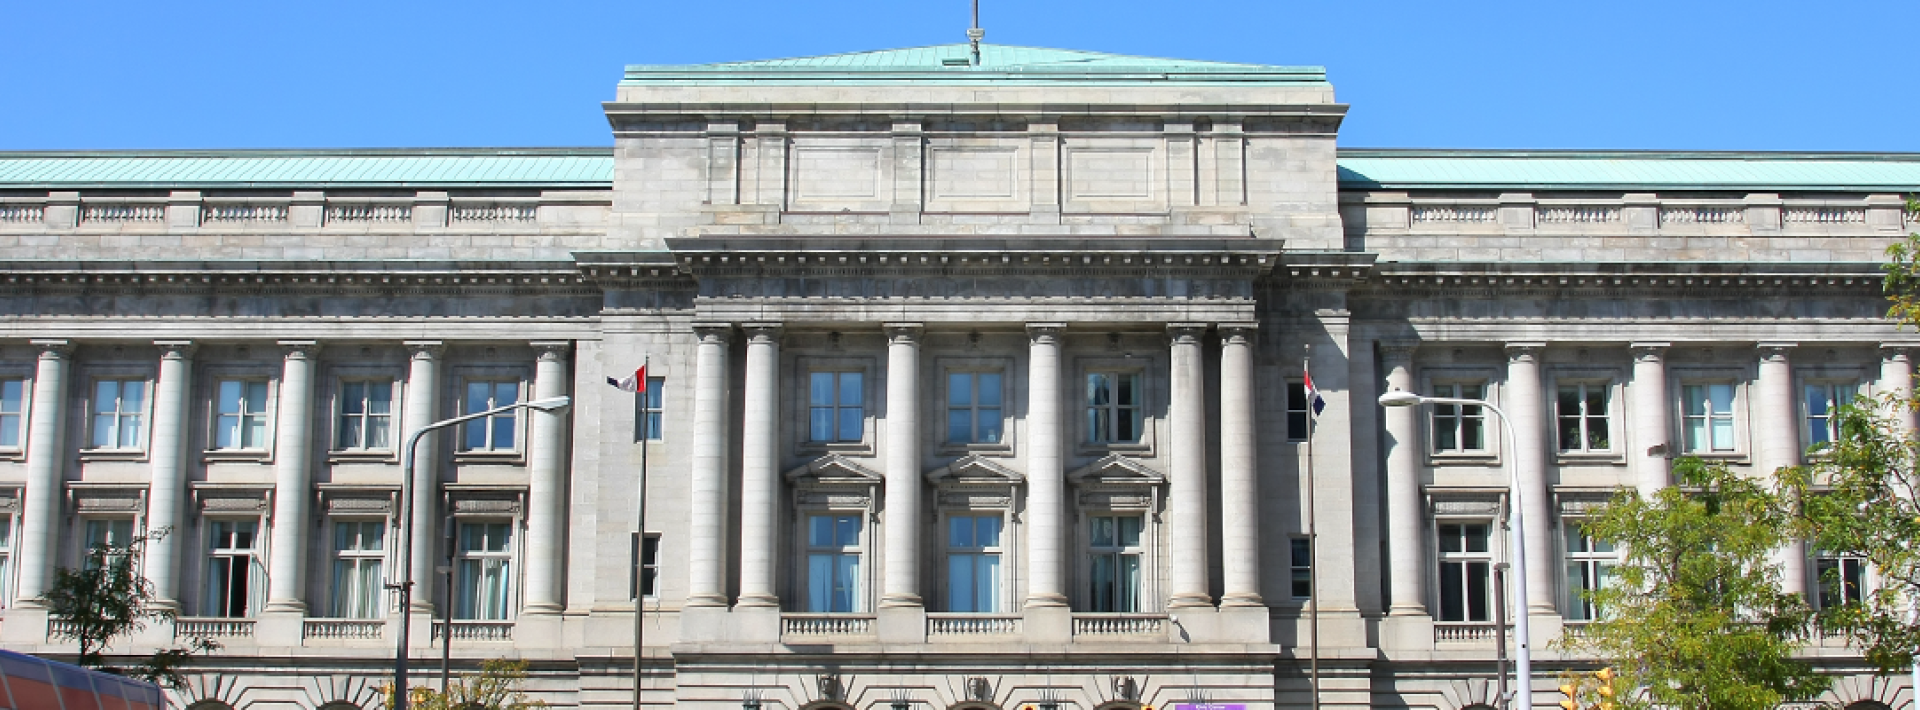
[1806,383,1859,447]
[90,379,147,449]
[1286,381,1310,441]
[330,520,385,619]
[808,372,864,443]
[213,380,270,450]
[1087,514,1144,612]
[1816,553,1866,609]
[1431,383,1487,453]
[805,514,863,613]
[81,518,135,570]
[1437,522,1493,623]
[946,515,1003,612]
[1564,525,1614,621]
[634,377,665,442]
[1556,383,1612,452]
[947,372,1004,445]
[0,515,11,607]
[336,380,395,450]
[456,521,513,620]
[461,380,519,451]
[0,378,24,448]
[1290,537,1313,600]
[206,521,260,618]
[1682,383,1736,453]
[633,532,660,600]
[1086,372,1144,445]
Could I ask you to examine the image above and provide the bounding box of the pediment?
[924,454,1024,486]
[784,454,883,485]
[1066,454,1165,486]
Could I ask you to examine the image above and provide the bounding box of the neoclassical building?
[0,42,1917,710]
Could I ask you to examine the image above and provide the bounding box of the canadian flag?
[606,366,646,393]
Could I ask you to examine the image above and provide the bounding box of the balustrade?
[780,614,875,637]
[1433,622,1508,643]
[1536,206,1620,223]
[1413,205,1498,223]
[432,620,515,642]
[450,204,537,223]
[175,618,257,639]
[1660,206,1744,224]
[0,205,44,223]
[203,204,289,223]
[1784,206,1867,224]
[81,204,165,223]
[926,614,1022,637]
[303,619,385,641]
[326,204,412,223]
[1070,613,1167,637]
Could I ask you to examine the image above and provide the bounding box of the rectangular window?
[336,380,395,451]
[808,372,864,443]
[1682,383,1736,453]
[805,514,863,613]
[1086,372,1144,445]
[0,515,10,607]
[946,372,1004,444]
[633,532,660,600]
[461,380,519,452]
[1564,524,1614,621]
[330,520,385,619]
[1286,381,1310,441]
[0,378,25,449]
[1816,554,1867,609]
[946,515,1003,612]
[1431,383,1487,452]
[90,379,147,449]
[1290,536,1313,600]
[213,379,270,450]
[1088,514,1144,612]
[1556,383,1612,452]
[634,377,665,442]
[1806,383,1859,447]
[206,521,259,618]
[456,521,514,620]
[1437,522,1493,623]
[82,518,135,569]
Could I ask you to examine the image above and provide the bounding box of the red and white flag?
[607,365,647,393]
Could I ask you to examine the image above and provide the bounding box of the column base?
[1023,593,1069,608]
[1379,613,1435,653]
[731,605,781,644]
[261,599,307,615]
[1022,604,1071,644]
[876,605,926,645]
[1213,604,1271,643]
[684,593,729,608]
[1167,593,1213,609]
[254,611,305,647]
[734,593,780,608]
[1525,611,1564,650]
[1220,592,1265,608]
[520,602,564,617]
[878,593,923,609]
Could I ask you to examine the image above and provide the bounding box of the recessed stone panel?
[926,142,1028,213]
[788,141,890,212]
[1063,142,1166,213]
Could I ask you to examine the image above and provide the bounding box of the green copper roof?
[621,43,1327,86]
[1337,150,1920,191]
[0,148,614,188]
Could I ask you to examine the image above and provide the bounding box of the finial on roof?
[967,0,984,66]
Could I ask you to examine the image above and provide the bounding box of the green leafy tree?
[42,528,220,688]
[380,659,549,710]
[1559,458,1827,710]
[1878,195,1920,326]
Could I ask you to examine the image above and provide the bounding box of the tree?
[1876,195,1920,327]
[42,528,220,688]
[1559,458,1827,710]
[379,659,549,710]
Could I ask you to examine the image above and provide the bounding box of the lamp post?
[391,395,572,710]
[1379,390,1534,710]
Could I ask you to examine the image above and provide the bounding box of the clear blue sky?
[2,0,1914,152]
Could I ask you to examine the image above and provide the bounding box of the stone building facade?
[0,42,1917,709]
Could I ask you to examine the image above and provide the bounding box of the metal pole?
[1304,349,1321,710]
[1488,402,1534,710]
[634,355,650,710]
[1494,564,1509,708]
[440,527,454,697]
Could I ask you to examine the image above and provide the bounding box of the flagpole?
[633,354,649,710]
[1305,346,1321,710]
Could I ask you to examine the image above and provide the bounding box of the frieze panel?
[795,490,873,508]
[937,492,1013,509]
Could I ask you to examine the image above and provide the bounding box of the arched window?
[186,702,235,710]
[318,702,362,710]
[1093,703,1142,710]
[1846,702,1893,710]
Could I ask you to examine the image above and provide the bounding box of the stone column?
[144,341,196,610]
[1755,343,1806,596]
[737,324,783,607]
[263,342,319,614]
[14,340,72,607]
[1882,345,1916,434]
[881,324,925,608]
[1218,324,1262,607]
[1505,343,1555,614]
[1381,343,1426,616]
[686,324,733,607]
[401,341,444,613]
[1024,324,1068,608]
[523,342,572,615]
[1630,343,1672,494]
[1168,324,1212,608]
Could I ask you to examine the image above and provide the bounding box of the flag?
[1303,371,1326,416]
[607,365,646,393]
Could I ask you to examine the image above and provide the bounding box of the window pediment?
[924,453,1023,487]
[1068,454,1165,488]
[785,453,882,486]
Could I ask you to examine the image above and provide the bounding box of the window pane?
[0,380,20,413]
[1124,407,1143,443]
[1091,554,1114,611]
[218,381,243,415]
[978,373,1001,406]
[949,373,971,406]
[1118,555,1140,612]
[948,409,972,443]
[1118,516,1142,547]
[1439,524,1462,554]
[977,555,1000,613]
[978,409,1002,443]
[1464,524,1488,553]
[949,516,973,547]
[245,382,268,413]
[121,381,145,413]
[339,417,363,450]
[367,416,390,449]
[1090,516,1114,547]
[465,418,488,450]
[834,554,859,612]
[807,554,833,612]
[1435,420,1458,451]
[1708,384,1733,415]
[837,408,862,442]
[1117,374,1138,406]
[1557,387,1579,418]
[368,382,393,415]
[1089,408,1110,444]
[1558,417,1582,451]
[1462,416,1484,450]
[1087,374,1109,405]
[810,373,833,406]
[492,414,515,449]
[1588,417,1609,450]
[342,382,366,414]
[1711,417,1735,451]
[1685,417,1707,452]
[810,407,833,442]
[1586,388,1608,418]
[466,382,490,415]
[836,515,861,546]
[493,382,517,407]
[1683,385,1704,416]
[838,373,862,407]
[949,555,975,611]
[976,516,1002,547]
[1466,562,1490,621]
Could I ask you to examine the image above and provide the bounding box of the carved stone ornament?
[325,495,394,515]
[202,495,269,513]
[0,488,17,513]
[452,496,522,515]
[787,454,882,509]
[1429,494,1504,518]
[1504,342,1544,364]
[76,491,144,513]
[1067,453,1167,488]
[924,453,1024,487]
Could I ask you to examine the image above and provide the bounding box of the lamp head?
[1378,390,1425,408]
[524,396,572,412]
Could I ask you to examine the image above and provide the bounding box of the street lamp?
[391,395,572,710]
[1379,389,1534,710]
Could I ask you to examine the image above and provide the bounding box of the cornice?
[659,238,1284,279]
[1359,261,1884,297]
[0,260,599,297]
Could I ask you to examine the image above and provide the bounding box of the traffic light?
[1559,680,1580,710]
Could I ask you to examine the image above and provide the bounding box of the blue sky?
[1,0,1913,152]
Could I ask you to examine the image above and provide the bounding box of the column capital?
[1379,340,1419,364]
[402,340,445,361]
[1218,322,1258,345]
[277,340,321,360]
[1504,342,1545,363]
[742,323,784,343]
[29,339,72,359]
[1882,344,1916,363]
[530,341,573,362]
[1757,342,1798,362]
[692,322,734,344]
[1167,323,1208,344]
[154,340,196,360]
[882,322,924,344]
[1630,342,1670,362]
[1026,323,1065,343]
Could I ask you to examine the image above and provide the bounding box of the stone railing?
[175,617,256,639]
[926,613,1022,637]
[1659,206,1745,224]
[1536,206,1620,224]
[0,205,44,223]
[433,620,514,642]
[451,204,537,223]
[1071,613,1167,637]
[47,618,81,639]
[326,204,412,223]
[1784,206,1867,224]
[1434,622,1508,643]
[81,204,166,223]
[303,618,385,641]
[781,613,875,637]
[203,204,290,223]
[1413,205,1498,223]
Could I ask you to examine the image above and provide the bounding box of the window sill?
[1554,451,1626,466]
[78,448,147,463]
[1679,451,1750,464]
[327,450,398,465]
[935,441,1014,457]
[1076,442,1152,458]
[202,449,270,464]
[452,450,526,466]
[1427,453,1498,467]
[799,441,875,457]
[0,449,22,463]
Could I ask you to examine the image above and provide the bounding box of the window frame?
[1814,552,1868,610]
[1289,535,1313,601]
[1802,376,1865,452]
[801,511,869,614]
[0,511,13,609]
[1072,354,1159,456]
[632,376,667,443]
[1285,379,1310,442]
[327,518,389,620]
[633,532,661,602]
[209,377,274,453]
[85,376,152,454]
[456,377,526,455]
[1672,366,1750,460]
[1421,368,1501,466]
[1083,512,1148,613]
[1434,519,1497,624]
[452,518,517,621]
[794,356,875,454]
[941,512,1009,613]
[203,518,263,619]
[1548,369,1624,462]
[936,357,1015,454]
[1562,519,1615,622]
[0,373,29,458]
[326,371,403,460]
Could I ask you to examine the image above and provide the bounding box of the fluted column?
[1755,343,1805,596]
[686,324,733,607]
[1882,346,1916,434]
[401,341,444,613]
[1381,343,1426,616]
[523,341,572,615]
[1505,343,1554,614]
[737,324,783,607]
[144,341,196,611]
[1168,324,1211,608]
[1218,324,1262,607]
[881,323,925,608]
[1630,343,1672,494]
[264,342,320,613]
[1024,324,1068,608]
[15,340,72,607]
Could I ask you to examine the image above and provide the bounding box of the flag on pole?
[1303,370,1327,416]
[607,365,647,393]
